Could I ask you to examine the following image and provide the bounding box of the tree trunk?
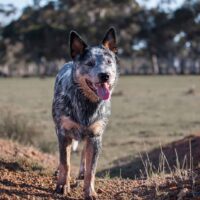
[151,54,159,75]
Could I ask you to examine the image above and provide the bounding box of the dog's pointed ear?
[70,31,88,59]
[102,27,118,54]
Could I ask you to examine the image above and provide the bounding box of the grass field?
[0,76,200,173]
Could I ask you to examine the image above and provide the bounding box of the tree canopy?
[0,0,200,76]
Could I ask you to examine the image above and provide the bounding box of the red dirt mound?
[0,139,57,169]
[99,133,200,179]
[1,137,200,199]
[148,133,200,169]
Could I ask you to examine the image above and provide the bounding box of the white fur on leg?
[72,140,79,151]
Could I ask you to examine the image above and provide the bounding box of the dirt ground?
[1,138,200,200]
[1,160,200,200]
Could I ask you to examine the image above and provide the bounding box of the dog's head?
[70,27,118,102]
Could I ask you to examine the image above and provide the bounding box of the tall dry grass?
[0,109,56,153]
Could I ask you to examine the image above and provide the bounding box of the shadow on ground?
[0,160,25,172]
[97,133,200,179]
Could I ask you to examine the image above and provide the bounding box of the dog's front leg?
[55,116,81,195]
[56,134,72,195]
[78,141,86,180]
[78,120,106,181]
[84,136,102,200]
[61,116,81,130]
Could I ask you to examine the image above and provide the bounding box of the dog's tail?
[72,140,79,152]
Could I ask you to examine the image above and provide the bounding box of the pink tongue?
[97,83,110,100]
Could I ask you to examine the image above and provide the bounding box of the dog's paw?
[55,184,64,194]
[84,190,97,200]
[84,194,97,200]
[64,184,71,194]
[55,184,70,195]
[77,172,84,180]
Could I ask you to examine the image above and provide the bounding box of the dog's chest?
[71,100,107,126]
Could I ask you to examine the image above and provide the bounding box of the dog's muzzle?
[98,73,110,83]
[85,72,112,101]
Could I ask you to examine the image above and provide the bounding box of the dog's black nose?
[98,73,109,82]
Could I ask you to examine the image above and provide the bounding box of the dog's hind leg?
[84,136,101,199]
[55,133,72,195]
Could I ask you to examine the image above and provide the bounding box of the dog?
[52,27,118,199]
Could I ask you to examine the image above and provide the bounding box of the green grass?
[0,76,200,171]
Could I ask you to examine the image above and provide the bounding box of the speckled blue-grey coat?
[52,27,119,199]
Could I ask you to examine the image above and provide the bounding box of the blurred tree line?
[0,0,200,76]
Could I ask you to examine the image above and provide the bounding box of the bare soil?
[1,138,200,199]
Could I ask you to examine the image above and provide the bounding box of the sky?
[1,0,185,9]
[0,0,185,25]
[0,0,32,25]
[0,0,45,9]
[136,0,185,9]
[0,0,32,14]
[0,0,51,25]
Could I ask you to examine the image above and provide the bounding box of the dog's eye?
[86,60,95,67]
[107,59,112,65]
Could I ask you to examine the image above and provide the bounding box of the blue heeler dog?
[52,27,118,199]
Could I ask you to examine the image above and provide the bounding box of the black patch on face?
[78,46,115,63]
[78,48,91,61]
[75,48,94,75]
[74,46,117,77]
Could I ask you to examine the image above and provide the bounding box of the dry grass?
[0,109,57,153]
[0,109,40,145]
[0,76,200,172]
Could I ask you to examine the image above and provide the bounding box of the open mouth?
[86,79,97,93]
[86,79,110,100]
